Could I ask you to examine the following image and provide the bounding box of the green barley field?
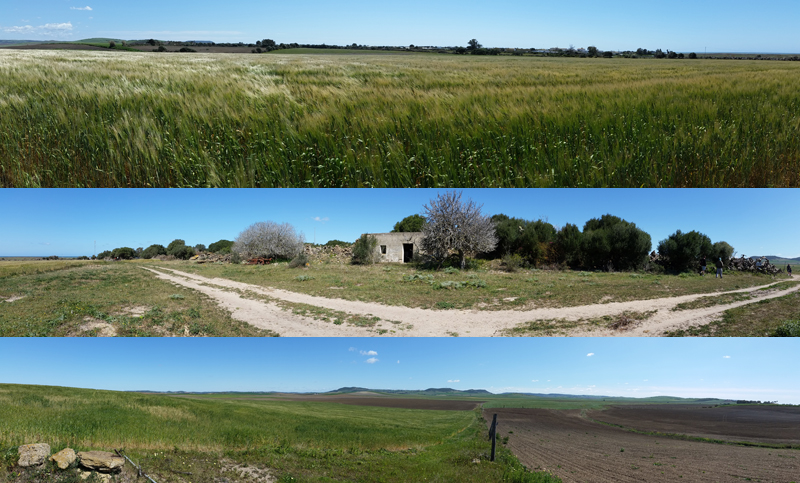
[0,384,557,483]
[1,49,799,187]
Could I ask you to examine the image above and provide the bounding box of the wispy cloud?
[587,353,595,357]
[312,217,329,223]
[531,379,539,382]
[71,6,92,10]
[723,355,731,359]
[2,22,73,36]
[447,379,460,383]
[365,357,378,364]
[360,350,377,356]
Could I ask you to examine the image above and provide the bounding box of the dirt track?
[142,267,800,337]
[487,408,799,483]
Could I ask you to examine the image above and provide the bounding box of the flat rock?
[77,451,125,473]
[79,470,112,482]
[18,443,51,467]
[49,448,77,469]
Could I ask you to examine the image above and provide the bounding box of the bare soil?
[143,267,800,337]
[589,404,800,445]
[487,408,800,483]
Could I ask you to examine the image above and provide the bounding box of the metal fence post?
[490,413,497,461]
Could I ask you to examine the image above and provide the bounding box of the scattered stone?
[3,295,25,303]
[79,317,117,337]
[18,443,51,467]
[49,448,77,469]
[79,470,112,482]
[78,451,125,473]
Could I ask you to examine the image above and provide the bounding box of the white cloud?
[723,356,731,359]
[3,22,73,36]
[360,350,377,356]
[71,6,92,10]
[397,360,400,364]
[312,217,329,223]
[587,353,595,357]
[447,379,460,383]
[531,379,539,382]
[348,347,356,352]
[365,358,378,364]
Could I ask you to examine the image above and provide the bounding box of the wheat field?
[1,49,799,187]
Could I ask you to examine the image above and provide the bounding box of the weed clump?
[772,320,800,337]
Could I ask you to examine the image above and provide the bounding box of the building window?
[380,245,387,254]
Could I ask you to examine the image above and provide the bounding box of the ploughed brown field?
[487,407,800,483]
[590,404,800,445]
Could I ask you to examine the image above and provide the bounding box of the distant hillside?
[0,40,47,46]
[332,387,492,396]
[765,256,800,264]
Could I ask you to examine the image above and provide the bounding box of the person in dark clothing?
[715,257,724,278]
[699,256,707,276]
[789,264,793,277]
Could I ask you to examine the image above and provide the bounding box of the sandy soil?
[142,267,800,337]
[487,408,799,483]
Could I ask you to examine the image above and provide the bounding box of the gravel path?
[143,267,799,337]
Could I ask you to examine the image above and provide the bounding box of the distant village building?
[365,233,424,263]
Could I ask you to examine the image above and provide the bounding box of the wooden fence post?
[490,413,497,462]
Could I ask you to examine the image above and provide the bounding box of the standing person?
[699,255,707,276]
[788,264,793,277]
[715,257,724,279]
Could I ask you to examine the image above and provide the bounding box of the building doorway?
[403,244,414,263]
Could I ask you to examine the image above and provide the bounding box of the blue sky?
[1,189,799,258]
[3,1,799,53]
[1,338,798,403]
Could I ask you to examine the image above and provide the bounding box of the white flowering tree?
[421,191,498,269]
[233,221,305,260]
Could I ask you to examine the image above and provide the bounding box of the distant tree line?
[387,193,734,273]
[95,238,233,260]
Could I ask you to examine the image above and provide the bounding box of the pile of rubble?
[190,252,234,264]
[304,244,353,263]
[727,256,783,275]
[16,443,126,482]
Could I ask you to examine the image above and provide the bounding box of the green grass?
[0,384,560,483]
[1,51,799,187]
[0,263,273,337]
[160,260,786,310]
[665,290,800,336]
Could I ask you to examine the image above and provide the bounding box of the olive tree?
[420,191,497,269]
[233,221,305,260]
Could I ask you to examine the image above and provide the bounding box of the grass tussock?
[1,51,799,187]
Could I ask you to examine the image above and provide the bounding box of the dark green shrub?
[111,247,136,260]
[230,252,242,264]
[555,223,583,268]
[97,250,112,259]
[209,240,234,253]
[351,234,378,265]
[141,244,167,259]
[657,230,713,273]
[710,241,735,263]
[392,214,426,232]
[772,321,800,337]
[167,239,194,260]
[324,240,351,248]
[288,252,309,268]
[179,47,197,53]
[581,214,651,271]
